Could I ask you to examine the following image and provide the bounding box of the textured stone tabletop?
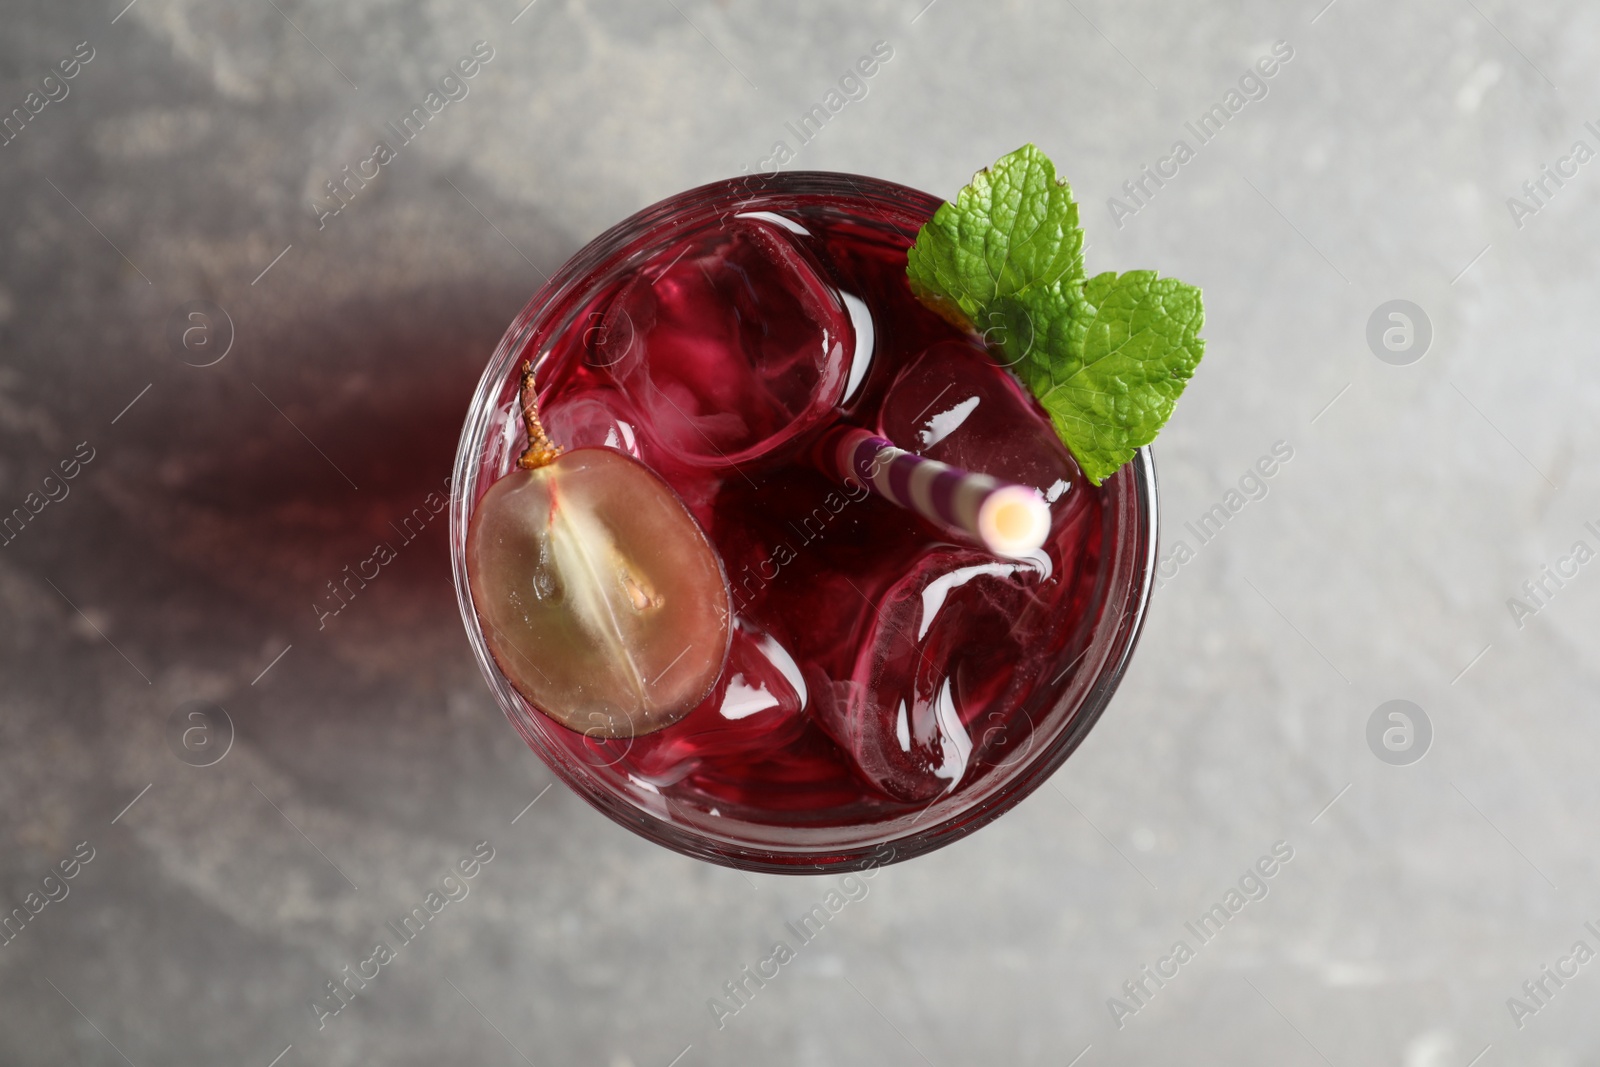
[2,0,1598,1064]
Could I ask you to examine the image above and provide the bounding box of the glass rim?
[449,170,1161,874]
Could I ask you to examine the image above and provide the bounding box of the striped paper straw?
[824,426,1051,558]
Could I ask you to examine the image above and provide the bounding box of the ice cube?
[622,624,811,785]
[879,340,1080,505]
[541,386,725,526]
[809,546,1049,803]
[591,217,853,469]
[540,388,643,457]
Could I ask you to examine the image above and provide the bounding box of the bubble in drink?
[592,217,853,468]
[467,446,732,738]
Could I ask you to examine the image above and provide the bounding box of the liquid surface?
[483,204,1109,828]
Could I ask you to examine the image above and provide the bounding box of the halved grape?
[467,446,732,738]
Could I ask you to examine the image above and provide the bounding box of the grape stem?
[517,360,563,470]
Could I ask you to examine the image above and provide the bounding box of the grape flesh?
[466,447,732,738]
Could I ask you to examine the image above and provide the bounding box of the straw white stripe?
[871,449,901,500]
[908,459,942,518]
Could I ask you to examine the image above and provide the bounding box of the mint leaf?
[1000,272,1205,485]
[907,145,1206,486]
[906,144,1085,324]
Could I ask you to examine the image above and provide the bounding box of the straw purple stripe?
[928,466,966,526]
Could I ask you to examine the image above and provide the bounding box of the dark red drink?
[452,174,1158,871]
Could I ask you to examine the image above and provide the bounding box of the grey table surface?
[3,0,1598,1064]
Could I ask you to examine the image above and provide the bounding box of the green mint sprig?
[906,144,1205,485]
